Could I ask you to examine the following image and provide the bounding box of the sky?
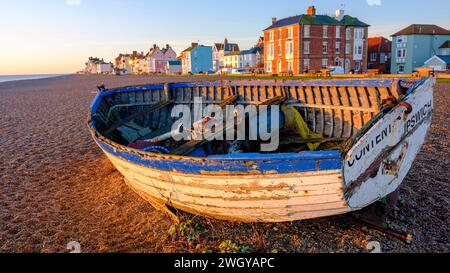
[0,0,449,75]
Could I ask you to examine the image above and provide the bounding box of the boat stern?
[343,78,435,209]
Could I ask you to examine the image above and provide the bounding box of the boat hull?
[102,149,349,222]
[89,78,435,222]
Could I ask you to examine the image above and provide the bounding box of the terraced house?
[263,6,369,74]
[391,24,450,74]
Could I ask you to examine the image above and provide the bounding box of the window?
[278,29,282,40]
[278,42,282,56]
[267,44,274,60]
[322,58,328,69]
[277,60,282,73]
[397,48,406,58]
[268,31,274,42]
[285,41,294,59]
[398,64,405,73]
[370,53,377,62]
[380,53,386,64]
[346,28,351,40]
[287,27,294,39]
[304,59,310,71]
[335,42,340,54]
[323,26,328,38]
[357,45,363,55]
[265,61,272,72]
[304,25,310,38]
[397,36,407,44]
[323,41,328,54]
[353,28,365,40]
[287,60,294,72]
[304,41,310,54]
[336,26,341,38]
[345,43,351,54]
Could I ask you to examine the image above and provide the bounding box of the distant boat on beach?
[0,74,66,83]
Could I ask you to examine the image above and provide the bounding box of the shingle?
[340,15,370,27]
[392,24,450,36]
[437,55,450,64]
[439,41,450,49]
[264,14,369,30]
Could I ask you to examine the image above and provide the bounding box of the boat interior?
[90,79,413,157]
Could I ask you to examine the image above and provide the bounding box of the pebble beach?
[0,75,448,253]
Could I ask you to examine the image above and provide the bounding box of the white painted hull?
[104,151,350,222]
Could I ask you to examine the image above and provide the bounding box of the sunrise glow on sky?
[0,0,449,75]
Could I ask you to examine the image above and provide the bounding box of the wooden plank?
[107,154,349,222]
[329,86,344,138]
[347,86,364,130]
[313,86,325,135]
[357,86,374,125]
[304,86,316,133]
[339,86,353,138]
[104,100,174,134]
[321,86,334,137]
[366,86,381,119]
[259,95,287,106]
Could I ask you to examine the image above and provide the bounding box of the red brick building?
[368,36,392,73]
[263,6,369,74]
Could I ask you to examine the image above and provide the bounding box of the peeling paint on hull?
[105,151,349,222]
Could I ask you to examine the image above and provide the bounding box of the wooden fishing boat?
[88,78,435,222]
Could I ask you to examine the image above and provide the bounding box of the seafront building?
[263,6,370,74]
[391,24,450,73]
[367,36,392,73]
[145,44,177,73]
[223,47,263,70]
[115,53,133,75]
[212,38,240,71]
[424,41,450,72]
[181,43,213,74]
[84,57,114,74]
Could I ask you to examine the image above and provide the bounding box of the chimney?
[166,44,170,49]
[191,42,198,48]
[335,9,344,20]
[153,44,157,49]
[272,17,277,25]
[307,6,316,16]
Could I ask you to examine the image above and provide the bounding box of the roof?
[168,60,181,65]
[301,14,342,25]
[264,15,302,30]
[440,41,450,49]
[182,46,194,53]
[392,24,450,36]
[436,55,450,64]
[241,47,261,55]
[340,15,370,27]
[264,14,369,30]
[215,42,240,51]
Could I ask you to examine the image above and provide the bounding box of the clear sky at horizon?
[0,0,449,75]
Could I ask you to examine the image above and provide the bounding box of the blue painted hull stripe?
[96,137,343,175]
